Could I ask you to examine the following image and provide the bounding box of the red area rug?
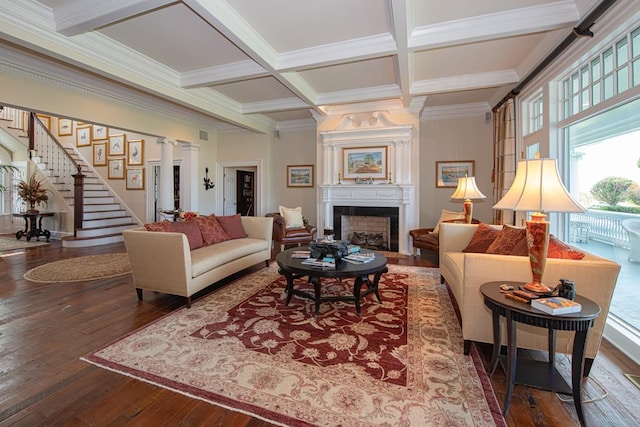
[82,264,505,426]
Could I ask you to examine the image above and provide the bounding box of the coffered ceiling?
[0,0,599,133]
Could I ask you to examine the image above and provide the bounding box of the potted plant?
[17,172,50,213]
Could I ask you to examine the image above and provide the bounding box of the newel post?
[72,165,85,236]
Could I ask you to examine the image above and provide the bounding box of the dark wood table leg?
[280,269,294,305]
[371,269,385,302]
[489,307,501,376]
[572,328,589,427]
[353,276,363,315]
[503,310,517,416]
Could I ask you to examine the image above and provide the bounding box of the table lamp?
[450,176,486,223]
[493,158,585,291]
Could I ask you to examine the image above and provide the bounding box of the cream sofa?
[439,223,620,374]
[123,216,273,308]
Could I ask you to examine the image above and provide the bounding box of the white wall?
[419,115,494,228]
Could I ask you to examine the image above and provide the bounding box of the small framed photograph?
[92,125,109,140]
[36,114,51,131]
[108,134,126,156]
[435,160,475,188]
[76,125,92,147]
[342,146,388,180]
[108,158,125,179]
[58,118,73,136]
[93,143,107,166]
[126,168,145,190]
[287,164,314,187]
[127,139,144,165]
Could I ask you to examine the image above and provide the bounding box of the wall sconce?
[203,167,215,190]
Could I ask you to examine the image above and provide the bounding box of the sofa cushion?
[168,219,204,250]
[486,225,527,255]
[279,205,304,229]
[190,238,268,277]
[433,209,465,234]
[462,223,499,253]
[195,215,230,245]
[548,235,585,259]
[144,220,173,232]
[216,213,248,239]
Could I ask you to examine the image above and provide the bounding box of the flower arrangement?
[180,211,199,221]
[17,172,50,213]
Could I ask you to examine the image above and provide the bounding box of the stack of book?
[301,257,335,269]
[531,297,582,315]
[343,252,376,264]
[291,250,311,258]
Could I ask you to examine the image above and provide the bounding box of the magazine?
[531,297,582,315]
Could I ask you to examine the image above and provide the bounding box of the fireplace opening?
[333,206,399,252]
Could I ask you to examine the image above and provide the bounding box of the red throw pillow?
[216,214,248,239]
[195,215,230,245]
[168,219,204,250]
[486,225,527,255]
[144,220,173,232]
[548,235,585,260]
[510,236,529,256]
[462,223,499,253]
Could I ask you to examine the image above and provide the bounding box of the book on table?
[291,250,311,258]
[343,253,375,263]
[531,297,582,315]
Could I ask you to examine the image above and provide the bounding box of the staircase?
[1,107,140,247]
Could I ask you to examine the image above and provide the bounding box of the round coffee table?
[276,247,388,317]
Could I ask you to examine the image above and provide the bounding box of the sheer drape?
[492,98,517,225]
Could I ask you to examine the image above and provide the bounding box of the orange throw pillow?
[548,235,585,260]
[462,223,499,253]
[486,225,527,255]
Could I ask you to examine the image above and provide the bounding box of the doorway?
[236,170,255,216]
[219,163,260,216]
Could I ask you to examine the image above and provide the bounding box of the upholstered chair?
[410,218,479,257]
[265,212,318,251]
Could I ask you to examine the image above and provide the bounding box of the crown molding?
[323,99,406,116]
[181,60,268,88]
[420,102,490,121]
[275,118,317,132]
[409,0,579,50]
[242,98,309,114]
[315,84,402,106]
[411,70,519,95]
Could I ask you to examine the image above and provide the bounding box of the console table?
[480,281,600,427]
[13,212,54,241]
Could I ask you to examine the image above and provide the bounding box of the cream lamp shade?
[492,158,585,291]
[450,176,486,223]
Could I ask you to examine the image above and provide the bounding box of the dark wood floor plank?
[0,241,638,426]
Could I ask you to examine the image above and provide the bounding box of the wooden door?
[236,170,255,216]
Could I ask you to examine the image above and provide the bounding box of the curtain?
[492,97,517,225]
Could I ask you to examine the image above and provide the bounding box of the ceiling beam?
[411,70,519,95]
[389,0,412,107]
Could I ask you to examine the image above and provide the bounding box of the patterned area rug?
[82,264,504,426]
[0,235,50,252]
[23,253,131,282]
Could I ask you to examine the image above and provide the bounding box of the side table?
[480,281,600,427]
[13,212,54,241]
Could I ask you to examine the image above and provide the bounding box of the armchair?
[410,218,479,256]
[266,212,318,252]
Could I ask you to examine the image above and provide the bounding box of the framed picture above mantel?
[342,146,388,180]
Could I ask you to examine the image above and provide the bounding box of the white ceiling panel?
[213,76,295,103]
[300,57,397,93]
[414,0,559,26]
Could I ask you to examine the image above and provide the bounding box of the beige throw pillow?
[279,205,304,229]
[432,209,466,234]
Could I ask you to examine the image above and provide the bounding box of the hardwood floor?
[0,241,638,426]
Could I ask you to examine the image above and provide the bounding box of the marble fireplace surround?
[317,113,418,254]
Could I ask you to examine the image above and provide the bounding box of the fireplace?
[333,206,399,252]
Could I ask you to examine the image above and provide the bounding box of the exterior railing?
[570,210,638,249]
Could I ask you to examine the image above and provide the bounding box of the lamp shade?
[450,177,486,201]
[492,158,585,213]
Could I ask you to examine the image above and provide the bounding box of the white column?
[157,137,177,210]
[180,141,200,212]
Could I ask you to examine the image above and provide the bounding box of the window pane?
[633,27,640,58]
[581,89,590,109]
[562,100,570,119]
[572,94,580,113]
[592,57,601,80]
[572,72,580,93]
[617,38,629,65]
[634,59,640,86]
[604,48,613,74]
[604,75,614,99]
[563,79,570,99]
[618,65,629,92]
[592,81,601,104]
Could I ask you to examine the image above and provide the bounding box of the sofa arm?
[123,228,192,297]
[241,216,273,242]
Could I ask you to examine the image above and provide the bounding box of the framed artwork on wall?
[108,134,126,156]
[93,143,107,166]
[127,139,144,165]
[58,118,73,136]
[435,160,475,188]
[92,125,108,140]
[36,114,51,131]
[76,125,92,147]
[126,168,145,190]
[286,164,314,187]
[108,158,125,179]
[342,146,388,180]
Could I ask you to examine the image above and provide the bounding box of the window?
[522,92,543,135]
